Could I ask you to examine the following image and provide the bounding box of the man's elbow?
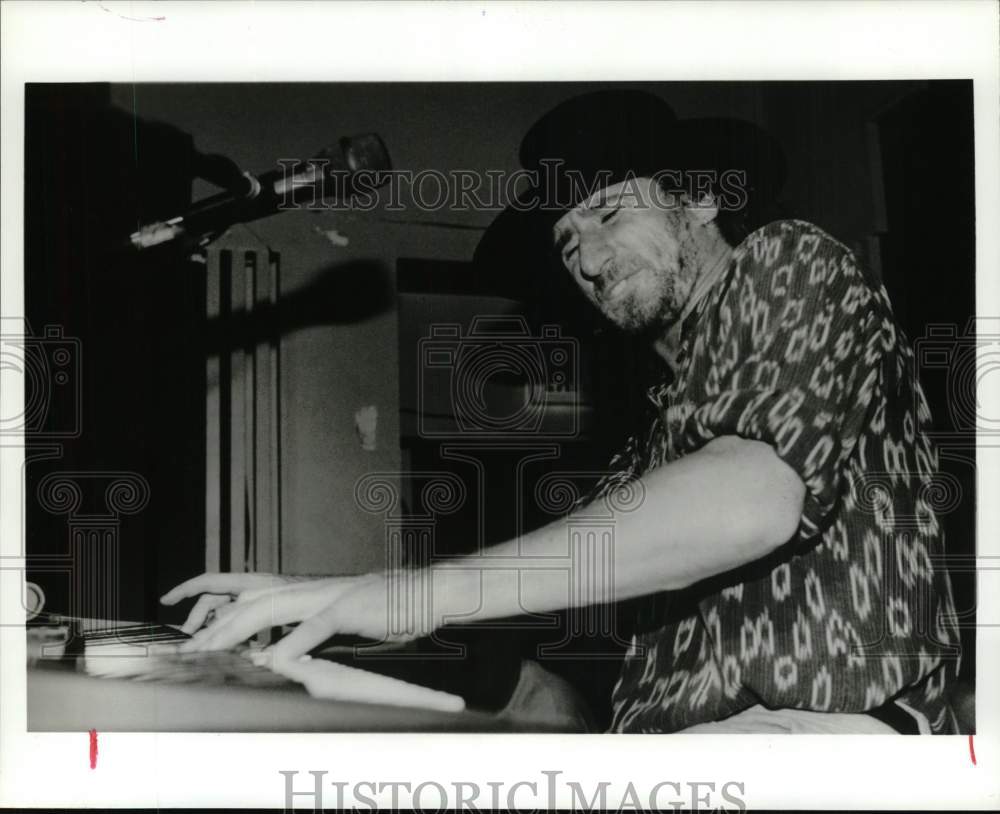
[763,453,807,546]
[706,436,807,550]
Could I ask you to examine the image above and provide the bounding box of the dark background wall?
[24,81,976,725]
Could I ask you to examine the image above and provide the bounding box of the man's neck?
[682,237,734,324]
[653,237,734,369]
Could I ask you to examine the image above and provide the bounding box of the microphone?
[128,134,391,251]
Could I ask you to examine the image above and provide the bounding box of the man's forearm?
[420,436,806,627]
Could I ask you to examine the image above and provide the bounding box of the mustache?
[595,260,641,298]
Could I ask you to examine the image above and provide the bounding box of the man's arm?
[267,434,805,659]
[426,435,806,621]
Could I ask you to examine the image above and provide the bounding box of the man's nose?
[577,233,612,282]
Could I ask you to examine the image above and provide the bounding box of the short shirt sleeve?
[574,432,645,512]
[678,221,890,542]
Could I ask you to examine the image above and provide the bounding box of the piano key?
[257,653,466,713]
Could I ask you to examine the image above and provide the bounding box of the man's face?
[552,176,700,333]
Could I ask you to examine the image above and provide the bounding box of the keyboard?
[26,616,515,732]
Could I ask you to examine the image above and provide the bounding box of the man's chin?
[602,302,674,335]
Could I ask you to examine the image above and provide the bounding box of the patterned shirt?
[594,220,961,733]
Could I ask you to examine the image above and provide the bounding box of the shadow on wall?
[203,257,395,355]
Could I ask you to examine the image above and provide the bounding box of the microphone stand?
[126,134,391,253]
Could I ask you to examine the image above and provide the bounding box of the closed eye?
[600,207,621,224]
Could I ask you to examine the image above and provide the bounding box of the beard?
[596,258,687,333]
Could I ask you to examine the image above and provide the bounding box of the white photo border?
[2,1,999,809]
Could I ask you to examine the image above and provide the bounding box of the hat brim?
[473,115,786,283]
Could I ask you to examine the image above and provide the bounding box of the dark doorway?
[24,84,207,623]
[876,80,976,691]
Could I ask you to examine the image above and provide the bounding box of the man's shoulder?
[734,219,856,267]
[722,219,873,307]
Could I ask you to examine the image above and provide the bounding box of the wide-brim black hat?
[473,89,787,305]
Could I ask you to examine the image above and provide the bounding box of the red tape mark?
[969,734,976,766]
[89,729,98,769]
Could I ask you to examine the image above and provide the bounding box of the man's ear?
[681,190,719,227]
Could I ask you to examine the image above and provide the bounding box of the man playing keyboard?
[163,90,962,734]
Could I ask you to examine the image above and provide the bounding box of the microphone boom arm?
[128,134,391,251]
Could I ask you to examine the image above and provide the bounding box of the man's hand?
[160,572,308,635]
[267,573,422,661]
[159,571,425,656]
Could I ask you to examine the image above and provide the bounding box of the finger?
[181,583,346,653]
[210,600,241,623]
[160,573,243,605]
[179,612,252,652]
[192,599,245,635]
[246,646,276,668]
[270,601,346,661]
[181,593,296,652]
[180,594,232,635]
[179,620,235,653]
[161,572,292,605]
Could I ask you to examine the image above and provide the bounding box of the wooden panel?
[204,255,222,572]
[205,228,282,577]
[229,248,248,571]
[251,248,281,573]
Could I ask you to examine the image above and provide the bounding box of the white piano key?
[266,654,466,714]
